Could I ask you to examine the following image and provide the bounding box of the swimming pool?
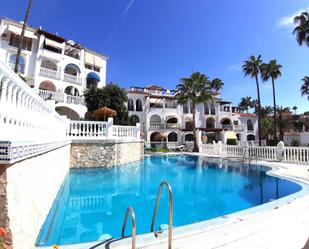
[36,155,302,246]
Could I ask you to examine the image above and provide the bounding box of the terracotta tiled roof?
[238,113,257,117]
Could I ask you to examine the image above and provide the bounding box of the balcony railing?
[221,125,233,131]
[166,123,179,129]
[63,73,82,85]
[149,123,164,129]
[233,125,245,132]
[39,67,61,80]
[37,89,85,105]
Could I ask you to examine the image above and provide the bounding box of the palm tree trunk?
[272,78,278,141]
[192,102,199,152]
[255,75,262,146]
[14,0,33,73]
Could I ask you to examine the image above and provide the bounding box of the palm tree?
[242,55,263,145]
[292,106,298,115]
[301,76,309,100]
[255,105,273,119]
[176,72,213,152]
[293,12,309,47]
[260,60,282,141]
[210,78,224,92]
[277,106,291,141]
[15,0,33,73]
[239,96,254,113]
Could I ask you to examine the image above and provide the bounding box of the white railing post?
[135,123,141,139]
[277,141,285,162]
[107,117,114,139]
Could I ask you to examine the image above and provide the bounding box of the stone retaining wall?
[0,144,70,249]
[70,140,144,168]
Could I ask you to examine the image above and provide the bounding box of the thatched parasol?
[93,106,117,121]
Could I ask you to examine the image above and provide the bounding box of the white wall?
[6,145,70,249]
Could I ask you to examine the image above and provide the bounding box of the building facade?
[0,17,108,120]
[127,85,258,147]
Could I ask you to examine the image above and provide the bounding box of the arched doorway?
[221,118,232,130]
[64,64,80,76]
[136,99,143,111]
[236,133,242,141]
[206,117,215,129]
[168,132,178,142]
[166,117,178,129]
[150,115,161,123]
[41,59,57,71]
[55,106,80,120]
[130,115,140,126]
[247,134,255,141]
[150,131,166,148]
[185,133,194,141]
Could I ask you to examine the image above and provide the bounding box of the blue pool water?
[37,155,302,246]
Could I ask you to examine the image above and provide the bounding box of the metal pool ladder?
[122,206,136,249]
[150,180,173,249]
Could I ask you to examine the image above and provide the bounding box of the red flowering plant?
[0,227,7,249]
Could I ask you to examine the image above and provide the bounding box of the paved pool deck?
[40,156,309,249]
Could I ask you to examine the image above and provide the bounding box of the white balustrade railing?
[67,121,108,138]
[201,143,309,164]
[0,60,68,163]
[37,89,85,105]
[66,119,141,140]
[112,125,138,139]
[166,123,179,129]
[37,89,65,102]
[233,125,245,132]
[39,67,61,80]
[63,73,82,85]
[149,123,164,129]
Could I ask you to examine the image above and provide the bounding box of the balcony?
[149,123,164,129]
[63,73,82,85]
[166,123,179,129]
[39,67,61,80]
[233,125,245,132]
[221,125,233,131]
[37,89,85,105]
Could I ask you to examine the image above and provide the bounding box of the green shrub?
[227,139,237,145]
[291,139,300,147]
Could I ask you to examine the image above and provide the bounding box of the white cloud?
[277,8,309,29]
[227,63,242,71]
[124,0,134,14]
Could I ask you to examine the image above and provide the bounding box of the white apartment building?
[0,17,108,120]
[127,85,259,147]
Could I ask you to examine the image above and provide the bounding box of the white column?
[107,117,114,138]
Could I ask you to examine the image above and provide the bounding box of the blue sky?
[2,0,309,112]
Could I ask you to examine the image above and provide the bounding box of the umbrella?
[93,106,117,121]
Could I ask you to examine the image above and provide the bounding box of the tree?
[255,106,274,143]
[238,96,255,113]
[84,82,129,125]
[15,0,33,73]
[176,72,213,152]
[243,55,263,145]
[277,106,291,141]
[210,78,224,92]
[260,60,282,141]
[301,76,309,100]
[293,12,309,47]
[255,105,273,119]
[292,106,298,115]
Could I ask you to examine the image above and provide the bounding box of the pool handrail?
[150,180,173,249]
[121,206,136,249]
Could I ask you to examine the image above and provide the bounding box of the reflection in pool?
[36,155,302,246]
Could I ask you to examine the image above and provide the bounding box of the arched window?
[204,103,209,114]
[247,134,255,141]
[64,64,80,76]
[247,119,254,131]
[150,115,161,123]
[64,86,80,96]
[130,115,140,125]
[39,81,56,92]
[183,103,189,114]
[136,99,142,112]
[41,60,57,71]
[185,134,194,141]
[9,54,25,74]
[128,99,134,111]
[210,103,216,115]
